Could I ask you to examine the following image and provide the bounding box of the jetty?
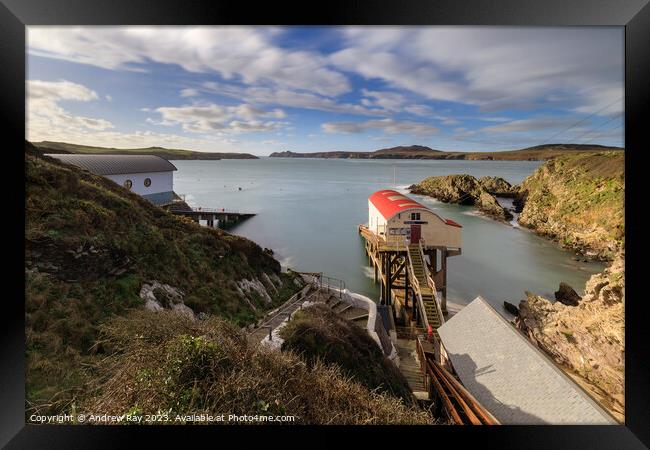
[164,200,256,229]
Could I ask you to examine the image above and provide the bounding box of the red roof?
[369,189,462,228]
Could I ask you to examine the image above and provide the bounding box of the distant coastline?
[269,144,623,161]
[32,141,259,160]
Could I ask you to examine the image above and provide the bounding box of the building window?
[411,212,421,220]
[123,179,132,190]
[144,177,152,187]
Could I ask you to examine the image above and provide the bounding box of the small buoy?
[238,187,242,191]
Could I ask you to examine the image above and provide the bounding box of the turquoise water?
[172,158,605,316]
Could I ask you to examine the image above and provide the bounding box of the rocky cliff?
[515,254,624,421]
[409,174,512,221]
[516,152,624,260]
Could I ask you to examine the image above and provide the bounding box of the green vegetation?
[25,149,299,414]
[517,152,624,259]
[32,140,259,160]
[79,310,433,424]
[279,304,414,403]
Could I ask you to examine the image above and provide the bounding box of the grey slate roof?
[45,154,177,175]
[437,296,617,425]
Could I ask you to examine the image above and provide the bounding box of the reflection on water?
[173,157,605,317]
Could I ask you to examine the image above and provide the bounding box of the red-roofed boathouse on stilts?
[359,189,462,333]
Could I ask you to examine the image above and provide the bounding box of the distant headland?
[269,144,623,161]
[32,141,259,160]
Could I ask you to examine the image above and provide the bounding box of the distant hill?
[32,141,259,160]
[270,144,623,161]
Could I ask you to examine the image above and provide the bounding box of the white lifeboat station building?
[360,189,462,317]
[368,189,462,248]
[47,154,177,206]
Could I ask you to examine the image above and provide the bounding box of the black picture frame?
[2,0,648,447]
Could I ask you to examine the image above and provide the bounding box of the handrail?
[406,245,431,332]
[418,238,445,327]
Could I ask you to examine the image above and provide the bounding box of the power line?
[581,122,623,145]
[538,97,622,146]
[571,115,621,143]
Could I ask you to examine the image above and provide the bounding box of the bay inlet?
[172,157,605,317]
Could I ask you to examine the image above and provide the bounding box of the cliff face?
[515,254,624,421]
[409,174,512,221]
[516,152,624,260]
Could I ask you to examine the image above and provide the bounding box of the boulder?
[503,301,520,316]
[554,282,581,306]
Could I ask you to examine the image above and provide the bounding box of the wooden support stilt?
[386,254,392,306]
[441,248,448,314]
[404,272,409,308]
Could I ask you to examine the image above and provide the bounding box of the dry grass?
[280,304,414,403]
[79,310,435,425]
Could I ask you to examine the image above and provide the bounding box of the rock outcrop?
[503,301,520,316]
[140,281,195,320]
[515,152,624,260]
[554,282,581,306]
[409,174,512,221]
[515,253,624,421]
[479,176,519,197]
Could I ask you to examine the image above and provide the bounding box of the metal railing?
[406,245,431,332]
[319,274,346,298]
[418,238,445,327]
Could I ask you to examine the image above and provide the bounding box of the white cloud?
[201,81,384,116]
[331,27,624,116]
[179,88,200,98]
[27,80,114,140]
[28,26,350,97]
[152,103,286,134]
[322,118,438,136]
[483,116,575,134]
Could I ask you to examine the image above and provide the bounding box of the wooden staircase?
[407,244,443,333]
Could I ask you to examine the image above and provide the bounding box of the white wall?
[387,208,462,248]
[368,200,387,236]
[105,171,173,196]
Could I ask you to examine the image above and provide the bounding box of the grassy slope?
[25,151,298,412]
[517,152,624,260]
[279,304,414,403]
[270,144,623,161]
[79,310,433,424]
[32,140,259,160]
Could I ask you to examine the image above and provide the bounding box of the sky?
[26,26,624,155]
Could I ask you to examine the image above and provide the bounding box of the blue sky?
[27,26,624,155]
